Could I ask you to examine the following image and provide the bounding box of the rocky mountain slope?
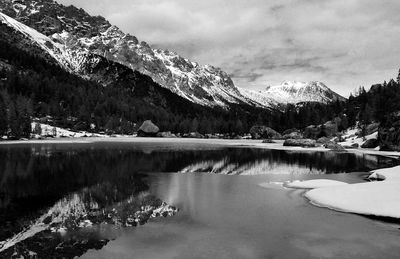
[0,0,253,108]
[0,0,344,110]
[1,11,246,136]
[0,11,208,111]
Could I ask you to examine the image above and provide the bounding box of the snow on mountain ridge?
[0,11,131,86]
[0,0,252,108]
[0,11,77,72]
[0,0,345,109]
[238,88,280,108]
[240,81,345,107]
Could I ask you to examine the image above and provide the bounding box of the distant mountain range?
[0,0,345,111]
[240,81,346,108]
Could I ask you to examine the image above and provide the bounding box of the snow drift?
[304,166,400,218]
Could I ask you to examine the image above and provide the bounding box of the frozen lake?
[0,140,400,258]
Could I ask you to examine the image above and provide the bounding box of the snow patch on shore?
[368,165,400,181]
[286,179,348,189]
[305,166,400,218]
[339,129,377,148]
[31,122,105,138]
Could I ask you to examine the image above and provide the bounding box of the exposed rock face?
[317,137,331,144]
[282,128,299,135]
[262,139,275,143]
[138,120,159,137]
[0,0,111,39]
[282,131,303,139]
[356,122,380,137]
[332,135,345,143]
[379,129,400,151]
[322,120,339,137]
[324,142,345,151]
[366,123,380,135]
[343,143,359,149]
[378,113,400,151]
[283,139,316,148]
[156,131,176,138]
[250,126,282,139]
[187,132,204,138]
[304,118,342,139]
[181,132,204,138]
[361,139,379,149]
[205,134,219,139]
[304,125,321,139]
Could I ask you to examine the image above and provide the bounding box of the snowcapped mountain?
[0,0,253,108]
[0,10,228,125]
[0,11,119,83]
[240,81,346,107]
[0,0,345,110]
[0,11,83,73]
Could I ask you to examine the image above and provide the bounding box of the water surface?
[0,141,399,258]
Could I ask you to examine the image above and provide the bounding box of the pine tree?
[8,102,19,139]
[361,103,373,125]
[52,127,57,137]
[0,96,8,136]
[16,96,32,138]
[397,68,400,84]
[235,119,244,135]
[33,123,42,136]
[190,118,199,132]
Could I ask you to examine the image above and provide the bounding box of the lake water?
[1,140,400,258]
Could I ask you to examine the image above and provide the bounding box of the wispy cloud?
[58,0,400,96]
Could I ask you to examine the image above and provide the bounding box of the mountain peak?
[0,0,252,108]
[0,0,346,111]
[279,80,327,89]
[240,80,345,108]
[269,80,345,104]
[103,25,123,36]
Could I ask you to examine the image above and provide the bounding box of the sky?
[57,0,400,97]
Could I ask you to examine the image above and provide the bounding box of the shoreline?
[275,165,400,220]
[1,137,399,158]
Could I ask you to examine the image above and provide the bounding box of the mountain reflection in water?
[0,144,397,212]
[0,142,398,258]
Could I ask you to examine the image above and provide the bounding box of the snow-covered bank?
[286,179,348,189]
[31,122,107,138]
[0,122,136,144]
[368,165,400,181]
[304,166,400,219]
[338,128,378,148]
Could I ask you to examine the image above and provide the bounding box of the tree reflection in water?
[0,143,397,258]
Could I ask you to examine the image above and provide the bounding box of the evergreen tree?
[0,96,7,136]
[397,68,400,84]
[33,123,42,135]
[190,118,199,132]
[235,119,244,135]
[52,127,57,137]
[16,96,32,138]
[8,102,19,139]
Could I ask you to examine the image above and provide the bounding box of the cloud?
[57,0,400,96]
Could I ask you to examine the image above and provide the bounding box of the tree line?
[344,71,400,129]
[0,39,349,138]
